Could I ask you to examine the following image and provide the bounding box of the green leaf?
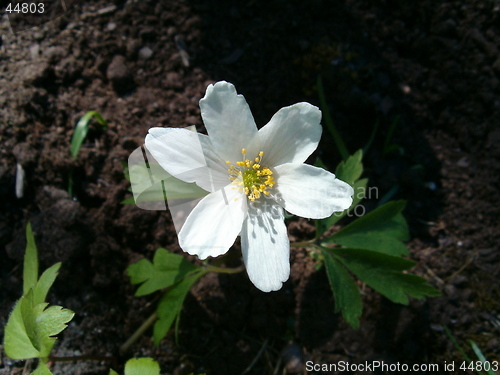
[4,290,74,360]
[24,222,38,295]
[335,149,363,186]
[330,248,440,304]
[322,249,362,329]
[154,271,206,345]
[127,248,200,297]
[324,201,409,256]
[109,370,119,375]
[4,297,40,359]
[316,151,366,237]
[33,263,61,306]
[33,304,75,357]
[124,358,160,375]
[32,360,53,375]
[70,111,107,160]
[121,196,136,204]
[469,340,496,375]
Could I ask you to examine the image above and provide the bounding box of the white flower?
[145,81,354,292]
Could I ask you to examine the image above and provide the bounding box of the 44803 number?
[460,361,499,372]
[5,3,45,13]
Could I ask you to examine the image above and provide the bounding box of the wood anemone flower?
[145,81,354,292]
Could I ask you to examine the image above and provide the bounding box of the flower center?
[226,149,275,201]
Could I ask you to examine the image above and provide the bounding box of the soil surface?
[1,0,499,374]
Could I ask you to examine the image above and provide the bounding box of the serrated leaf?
[154,271,206,345]
[322,249,362,329]
[4,297,40,359]
[33,263,61,306]
[324,201,409,256]
[124,357,160,375]
[5,290,74,360]
[330,248,440,304]
[127,248,200,297]
[335,149,363,186]
[24,222,38,295]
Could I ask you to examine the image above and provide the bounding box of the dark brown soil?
[1,0,499,374]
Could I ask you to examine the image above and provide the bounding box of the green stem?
[119,312,158,355]
[290,240,315,248]
[205,265,244,274]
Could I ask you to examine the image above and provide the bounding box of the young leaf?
[322,249,362,329]
[154,271,206,345]
[124,357,160,375]
[24,222,38,295]
[71,111,107,160]
[469,340,496,375]
[335,149,363,186]
[324,201,409,256]
[329,248,440,305]
[4,289,73,360]
[316,151,366,237]
[33,263,61,306]
[4,297,40,359]
[127,248,200,297]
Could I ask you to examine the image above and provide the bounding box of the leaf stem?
[205,265,245,274]
[119,312,158,355]
[290,240,315,248]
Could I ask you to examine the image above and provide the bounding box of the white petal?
[200,81,260,162]
[179,184,247,259]
[240,202,290,292]
[258,103,322,166]
[145,127,229,192]
[274,163,354,219]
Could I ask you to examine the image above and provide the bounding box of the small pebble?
[97,5,117,15]
[138,46,153,60]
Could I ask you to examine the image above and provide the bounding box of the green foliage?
[24,223,39,295]
[127,248,199,296]
[127,248,206,345]
[70,111,107,160]
[322,250,362,328]
[32,361,52,375]
[313,150,439,329]
[110,357,160,375]
[154,271,206,345]
[4,222,74,375]
[323,201,409,256]
[316,150,366,236]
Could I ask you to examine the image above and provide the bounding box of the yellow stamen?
[225,149,274,202]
